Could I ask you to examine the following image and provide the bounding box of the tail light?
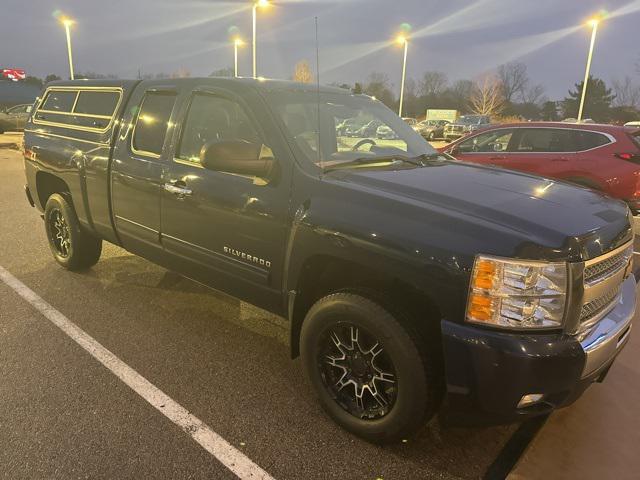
[615,153,640,164]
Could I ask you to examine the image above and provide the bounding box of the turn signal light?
[467,294,496,322]
[472,259,496,290]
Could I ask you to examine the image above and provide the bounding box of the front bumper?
[441,274,636,425]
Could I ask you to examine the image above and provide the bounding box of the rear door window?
[512,128,576,152]
[575,131,611,151]
[178,94,261,164]
[132,92,177,157]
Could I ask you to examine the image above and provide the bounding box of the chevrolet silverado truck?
[23,79,636,443]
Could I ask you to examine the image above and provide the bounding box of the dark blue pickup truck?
[23,78,636,443]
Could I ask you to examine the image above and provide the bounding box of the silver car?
[0,103,32,133]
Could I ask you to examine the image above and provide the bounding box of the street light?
[396,35,409,117]
[577,17,601,123]
[233,37,244,77]
[60,16,75,80]
[252,0,270,78]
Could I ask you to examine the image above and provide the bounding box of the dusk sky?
[3,0,640,99]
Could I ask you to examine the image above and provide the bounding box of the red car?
[440,122,640,214]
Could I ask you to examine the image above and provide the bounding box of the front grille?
[584,245,633,285]
[575,241,633,336]
[580,284,621,324]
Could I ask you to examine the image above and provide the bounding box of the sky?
[2,0,640,100]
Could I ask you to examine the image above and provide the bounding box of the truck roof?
[46,77,350,96]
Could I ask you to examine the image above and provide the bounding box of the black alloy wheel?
[44,193,102,271]
[48,208,71,258]
[300,292,442,443]
[319,323,397,420]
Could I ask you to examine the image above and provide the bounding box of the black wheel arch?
[36,171,71,210]
[288,254,444,360]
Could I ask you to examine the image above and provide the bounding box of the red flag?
[2,69,26,81]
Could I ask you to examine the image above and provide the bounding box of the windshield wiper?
[323,155,421,172]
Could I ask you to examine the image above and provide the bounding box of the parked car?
[413,119,450,140]
[376,124,398,140]
[443,115,491,142]
[0,103,32,133]
[24,79,635,443]
[625,121,640,128]
[440,122,640,217]
[402,117,418,127]
[336,118,361,136]
[356,119,383,137]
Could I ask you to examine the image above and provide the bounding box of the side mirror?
[200,140,274,177]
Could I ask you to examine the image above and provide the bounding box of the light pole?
[252,0,270,79]
[233,38,244,77]
[577,18,600,123]
[60,16,75,80]
[396,35,409,117]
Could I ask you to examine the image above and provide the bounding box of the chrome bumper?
[580,274,636,378]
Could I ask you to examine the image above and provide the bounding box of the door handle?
[164,181,192,198]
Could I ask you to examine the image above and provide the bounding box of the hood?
[329,160,631,261]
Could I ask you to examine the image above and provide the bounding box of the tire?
[428,131,436,141]
[44,193,102,271]
[300,292,441,443]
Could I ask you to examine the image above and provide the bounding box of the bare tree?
[404,78,418,98]
[469,75,505,116]
[363,72,396,108]
[612,76,640,108]
[210,67,234,78]
[497,62,529,103]
[293,60,313,84]
[522,84,546,105]
[419,71,448,97]
[443,79,475,111]
[171,68,191,78]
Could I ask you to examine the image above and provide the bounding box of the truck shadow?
[46,249,519,479]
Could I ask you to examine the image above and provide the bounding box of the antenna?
[315,16,323,170]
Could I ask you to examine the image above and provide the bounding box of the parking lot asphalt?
[0,145,517,479]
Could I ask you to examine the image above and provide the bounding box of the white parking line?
[0,265,275,480]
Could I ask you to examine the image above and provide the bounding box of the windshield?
[263,91,436,169]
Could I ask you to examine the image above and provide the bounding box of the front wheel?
[44,193,102,271]
[300,293,441,443]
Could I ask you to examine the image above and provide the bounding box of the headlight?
[466,255,567,329]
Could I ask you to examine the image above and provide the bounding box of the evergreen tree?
[562,76,615,122]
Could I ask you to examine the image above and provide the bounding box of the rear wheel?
[300,292,441,443]
[44,194,102,271]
